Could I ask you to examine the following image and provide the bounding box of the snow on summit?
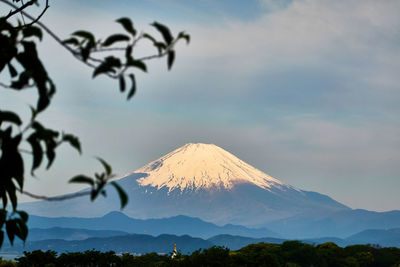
[135,143,285,192]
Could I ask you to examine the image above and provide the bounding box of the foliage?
[10,242,400,267]
[0,0,189,248]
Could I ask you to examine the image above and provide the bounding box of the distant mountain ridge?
[265,209,400,238]
[3,228,400,256]
[28,211,278,239]
[22,143,349,227]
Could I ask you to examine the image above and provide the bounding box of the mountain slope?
[22,143,349,227]
[27,227,128,241]
[346,228,400,247]
[2,234,213,254]
[265,209,400,239]
[135,143,285,191]
[27,211,278,239]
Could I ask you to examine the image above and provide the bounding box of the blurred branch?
[3,0,36,21]
[18,188,90,201]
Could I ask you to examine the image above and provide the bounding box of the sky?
[2,0,399,211]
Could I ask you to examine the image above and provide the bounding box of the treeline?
[3,241,400,266]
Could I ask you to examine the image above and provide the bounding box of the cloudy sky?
[4,0,399,211]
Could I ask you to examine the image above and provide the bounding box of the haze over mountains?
[27,211,278,239]
[21,143,400,240]
[22,143,348,225]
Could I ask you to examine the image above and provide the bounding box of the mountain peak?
[134,143,285,192]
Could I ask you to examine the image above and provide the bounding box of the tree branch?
[20,0,49,28]
[1,0,76,55]
[3,0,36,21]
[18,188,90,201]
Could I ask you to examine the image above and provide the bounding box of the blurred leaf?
[62,37,79,46]
[29,106,38,121]
[127,58,147,72]
[69,175,94,186]
[45,140,56,169]
[17,211,29,223]
[151,22,173,45]
[5,220,15,245]
[72,30,95,44]
[6,185,17,210]
[102,34,130,47]
[96,157,112,176]
[10,71,31,89]
[80,47,90,62]
[62,134,82,154]
[178,31,190,44]
[22,26,42,40]
[93,56,121,78]
[119,75,126,92]
[0,211,6,228]
[125,45,132,58]
[27,133,43,173]
[14,219,28,241]
[143,33,156,43]
[116,18,136,37]
[7,63,17,78]
[111,181,128,209]
[167,50,175,70]
[0,110,22,126]
[127,74,136,100]
[0,231,3,248]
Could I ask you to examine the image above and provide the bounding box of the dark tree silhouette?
[0,0,189,247]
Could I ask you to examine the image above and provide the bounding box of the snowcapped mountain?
[135,143,287,192]
[22,143,349,227]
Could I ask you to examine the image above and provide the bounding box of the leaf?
[96,157,112,176]
[80,47,90,62]
[45,140,57,169]
[90,189,99,201]
[178,31,190,44]
[125,45,132,58]
[0,231,3,248]
[151,22,173,45]
[69,175,94,186]
[5,182,17,211]
[143,33,157,43]
[63,134,82,154]
[111,181,128,209]
[7,63,17,78]
[5,220,15,245]
[102,34,130,47]
[116,18,136,36]
[93,56,121,78]
[17,211,29,223]
[15,219,28,241]
[0,110,22,126]
[29,106,38,121]
[10,71,31,89]
[72,30,95,44]
[27,133,43,173]
[22,26,43,40]
[155,43,167,55]
[62,37,79,46]
[95,173,105,182]
[0,210,6,228]
[167,50,175,70]
[119,75,125,92]
[127,74,136,100]
[126,58,147,72]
